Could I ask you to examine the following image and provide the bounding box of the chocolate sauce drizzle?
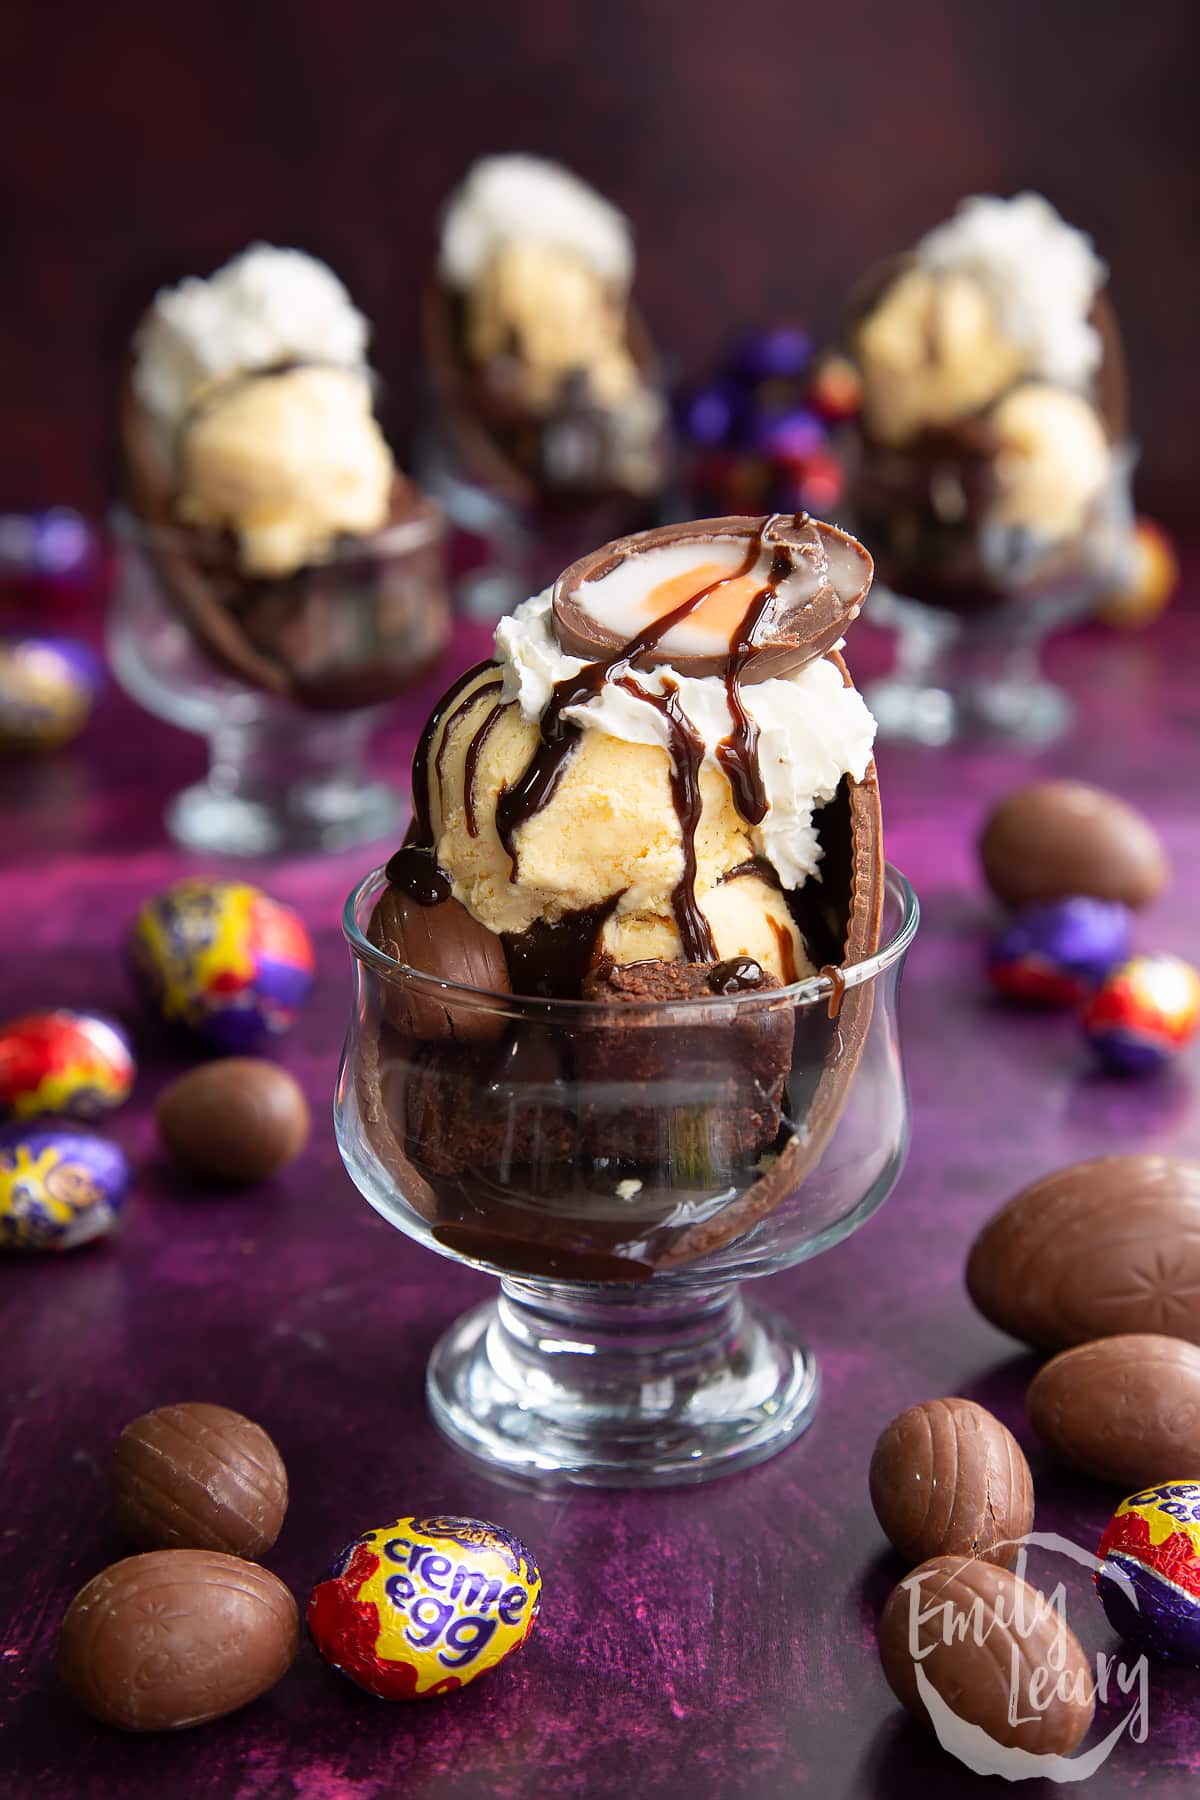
[390,660,496,905]
[493,515,803,963]
[463,693,504,837]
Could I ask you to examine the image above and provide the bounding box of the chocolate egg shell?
[877,1554,1094,1754]
[978,780,1168,911]
[129,879,314,1051]
[307,1514,541,1699]
[0,635,99,752]
[1096,1482,1200,1664]
[966,1154,1200,1351]
[552,512,873,680]
[155,1059,310,1184]
[367,884,509,1042]
[869,1398,1034,1569]
[1084,952,1200,1075]
[0,1009,136,1120]
[110,1403,288,1558]
[1027,1333,1200,1488]
[58,1549,299,1731]
[0,1124,130,1251]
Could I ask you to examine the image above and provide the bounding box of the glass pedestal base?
[427,1278,820,1488]
[165,713,402,856]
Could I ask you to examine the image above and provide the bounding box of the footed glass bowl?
[107,508,449,856]
[335,865,918,1487]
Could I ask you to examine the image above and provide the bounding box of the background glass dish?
[853,443,1137,748]
[107,508,449,855]
[336,864,918,1488]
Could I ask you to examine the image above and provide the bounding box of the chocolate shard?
[367,887,510,1043]
[551,513,873,680]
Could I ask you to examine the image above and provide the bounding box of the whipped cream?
[133,244,371,425]
[495,590,877,891]
[916,193,1106,391]
[439,155,634,292]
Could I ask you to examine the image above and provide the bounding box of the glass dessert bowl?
[108,244,451,855]
[337,861,916,1487]
[334,505,914,1484]
[839,193,1136,747]
[418,155,671,618]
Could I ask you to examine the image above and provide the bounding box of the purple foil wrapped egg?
[129,879,315,1051]
[0,1124,130,1251]
[1084,953,1200,1074]
[1097,1484,1200,1664]
[753,408,827,466]
[728,327,813,383]
[0,636,100,752]
[676,380,746,451]
[988,898,1133,1007]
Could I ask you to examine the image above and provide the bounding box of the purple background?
[3,582,1200,1796]
[3,1,1198,520]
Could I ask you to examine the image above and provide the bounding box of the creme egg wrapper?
[0,1124,130,1251]
[0,636,99,752]
[129,879,315,1051]
[1097,1482,1200,1665]
[988,897,1131,1007]
[0,1009,135,1120]
[307,1514,541,1699]
[1084,952,1200,1075]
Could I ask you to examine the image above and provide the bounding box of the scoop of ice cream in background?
[846,192,1120,563]
[130,244,396,576]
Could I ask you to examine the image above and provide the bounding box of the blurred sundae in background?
[420,155,671,611]
[120,243,448,709]
[836,193,1140,744]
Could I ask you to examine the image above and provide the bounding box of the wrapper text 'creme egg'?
[1097,1483,1200,1664]
[307,1515,541,1699]
[129,880,315,1051]
[0,1124,130,1250]
[1084,953,1200,1075]
[0,1010,135,1119]
[988,897,1131,1006]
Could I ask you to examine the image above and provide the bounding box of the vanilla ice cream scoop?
[130,243,395,576]
[393,513,881,995]
[177,366,394,576]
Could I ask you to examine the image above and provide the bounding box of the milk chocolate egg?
[966,1154,1200,1350]
[155,1060,309,1183]
[130,879,314,1051]
[1096,1481,1200,1664]
[979,780,1168,910]
[877,1554,1094,1755]
[0,635,99,752]
[0,1009,135,1120]
[58,1549,298,1731]
[0,1124,130,1251]
[110,1403,288,1558]
[307,1514,541,1699]
[1084,953,1200,1074]
[1027,1333,1200,1488]
[870,1398,1034,1569]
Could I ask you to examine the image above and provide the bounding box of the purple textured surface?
[3,586,1200,1797]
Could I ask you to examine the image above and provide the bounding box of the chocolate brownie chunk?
[576,958,792,1167]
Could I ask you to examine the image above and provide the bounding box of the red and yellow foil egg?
[1084,953,1200,1075]
[307,1515,541,1699]
[1097,1483,1200,1664]
[0,1010,135,1120]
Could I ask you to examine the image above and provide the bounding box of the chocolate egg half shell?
[1083,953,1200,1074]
[0,636,99,752]
[0,1124,130,1251]
[129,879,315,1051]
[1097,1482,1200,1665]
[987,899,1131,1007]
[0,1009,135,1120]
[307,1514,541,1699]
